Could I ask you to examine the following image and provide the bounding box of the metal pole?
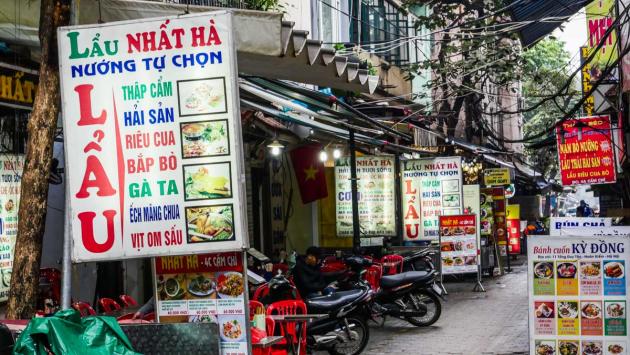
[349,130,361,249]
[61,0,79,311]
[61,161,72,309]
[394,154,403,246]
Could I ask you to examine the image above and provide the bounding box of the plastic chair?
[39,268,61,304]
[249,300,265,321]
[266,300,307,355]
[142,312,155,322]
[253,316,280,355]
[252,283,270,302]
[116,312,136,321]
[99,297,122,313]
[365,264,383,292]
[381,254,404,275]
[119,294,138,307]
[72,301,96,316]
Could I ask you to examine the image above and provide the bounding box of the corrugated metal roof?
[511,0,592,47]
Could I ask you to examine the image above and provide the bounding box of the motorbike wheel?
[404,290,442,327]
[328,316,369,355]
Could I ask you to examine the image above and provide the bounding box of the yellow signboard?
[506,204,520,219]
[586,0,618,82]
[484,168,511,186]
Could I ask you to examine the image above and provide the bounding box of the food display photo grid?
[155,252,248,355]
[529,236,629,355]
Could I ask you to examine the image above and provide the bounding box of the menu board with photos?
[155,252,247,355]
[439,215,479,274]
[0,156,23,302]
[335,156,396,237]
[58,12,248,262]
[401,157,463,242]
[528,235,629,355]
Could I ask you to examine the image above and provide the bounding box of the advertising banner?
[528,235,629,355]
[480,188,494,236]
[579,47,595,116]
[506,204,521,255]
[483,168,511,186]
[401,157,463,242]
[550,217,613,236]
[622,0,630,92]
[586,0,618,82]
[335,156,396,237]
[58,12,248,261]
[155,252,247,355]
[560,226,630,237]
[0,64,37,110]
[439,215,479,274]
[0,156,23,302]
[556,116,616,186]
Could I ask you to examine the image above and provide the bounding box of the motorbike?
[333,254,444,327]
[259,275,373,355]
[400,248,438,272]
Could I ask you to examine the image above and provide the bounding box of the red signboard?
[556,116,616,186]
[438,214,479,274]
[507,219,521,254]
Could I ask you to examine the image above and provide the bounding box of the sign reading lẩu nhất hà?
[58,12,248,262]
[401,157,463,243]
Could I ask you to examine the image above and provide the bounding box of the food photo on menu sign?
[57,12,248,262]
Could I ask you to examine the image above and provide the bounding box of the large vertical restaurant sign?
[59,12,248,262]
[556,116,616,186]
[402,157,463,242]
[528,235,629,355]
[335,156,396,237]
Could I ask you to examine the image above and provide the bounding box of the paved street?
[364,259,528,355]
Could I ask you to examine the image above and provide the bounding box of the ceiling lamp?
[267,140,284,156]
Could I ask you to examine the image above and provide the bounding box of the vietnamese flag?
[290,144,328,204]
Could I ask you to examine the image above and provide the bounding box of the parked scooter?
[259,275,373,355]
[337,255,444,327]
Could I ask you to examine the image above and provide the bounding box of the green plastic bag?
[13,309,140,355]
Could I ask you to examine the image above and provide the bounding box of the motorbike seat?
[305,289,366,311]
[380,271,433,289]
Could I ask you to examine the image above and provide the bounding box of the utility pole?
[349,130,361,249]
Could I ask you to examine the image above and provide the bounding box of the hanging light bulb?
[319,150,328,162]
[267,140,284,156]
[333,148,342,159]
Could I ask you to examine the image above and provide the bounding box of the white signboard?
[401,156,462,242]
[528,235,629,355]
[335,156,396,237]
[560,227,630,237]
[59,12,248,262]
[0,156,23,301]
[550,217,613,236]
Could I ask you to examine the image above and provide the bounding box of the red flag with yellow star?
[289,144,328,204]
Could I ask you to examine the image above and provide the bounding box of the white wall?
[280,0,313,33]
